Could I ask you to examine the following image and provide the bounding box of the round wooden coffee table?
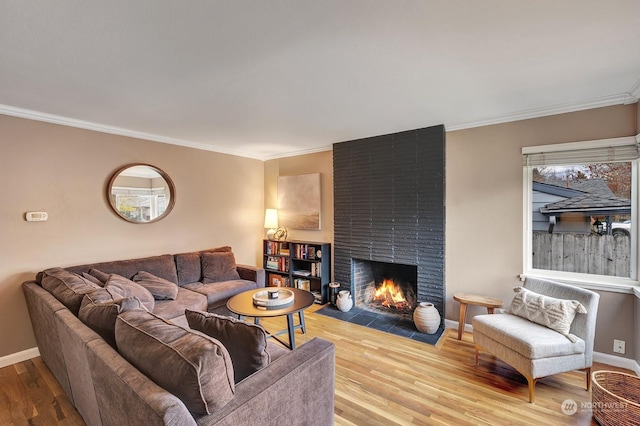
[227,287,315,349]
[453,292,503,340]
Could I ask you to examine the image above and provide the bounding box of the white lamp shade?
[264,209,278,229]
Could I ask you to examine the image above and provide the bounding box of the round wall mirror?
[107,164,176,223]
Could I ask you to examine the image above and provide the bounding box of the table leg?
[457,302,468,340]
[286,314,296,350]
[298,311,306,334]
[254,317,260,325]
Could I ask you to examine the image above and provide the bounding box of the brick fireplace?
[333,125,445,326]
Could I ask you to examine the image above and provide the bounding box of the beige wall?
[446,104,638,357]
[264,150,334,247]
[0,115,264,358]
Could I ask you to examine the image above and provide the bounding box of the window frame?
[522,136,640,293]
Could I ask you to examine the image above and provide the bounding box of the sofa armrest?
[22,281,73,400]
[86,338,197,426]
[194,338,335,426]
[236,264,265,288]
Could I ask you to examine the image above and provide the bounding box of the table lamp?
[264,209,279,240]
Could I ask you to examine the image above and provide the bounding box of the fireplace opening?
[352,259,417,321]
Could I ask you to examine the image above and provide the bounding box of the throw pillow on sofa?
[41,268,101,315]
[81,272,104,286]
[115,309,235,415]
[132,271,179,300]
[105,274,155,311]
[201,251,241,283]
[88,268,110,284]
[78,287,145,348]
[509,286,587,342]
[175,246,233,285]
[185,309,270,383]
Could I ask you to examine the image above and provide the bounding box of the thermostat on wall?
[25,211,48,222]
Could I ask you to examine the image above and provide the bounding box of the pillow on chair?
[509,286,587,342]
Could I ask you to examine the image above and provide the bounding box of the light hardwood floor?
[1,304,634,425]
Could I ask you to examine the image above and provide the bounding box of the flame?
[372,278,408,309]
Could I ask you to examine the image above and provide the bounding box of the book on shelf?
[294,278,311,291]
[265,241,289,256]
[269,273,290,287]
[308,262,321,277]
[306,246,316,259]
[266,256,279,270]
[279,257,289,272]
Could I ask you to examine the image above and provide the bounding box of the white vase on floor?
[336,290,353,312]
[413,302,440,334]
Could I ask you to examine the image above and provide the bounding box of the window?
[523,137,639,288]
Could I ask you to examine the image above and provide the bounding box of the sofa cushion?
[41,268,101,315]
[153,287,208,320]
[105,274,155,312]
[133,271,179,300]
[473,313,585,359]
[185,310,271,383]
[88,268,110,284]
[78,288,145,348]
[115,309,235,415]
[67,254,179,284]
[82,272,104,286]
[182,280,257,309]
[509,286,587,342]
[201,252,241,283]
[175,246,233,286]
[175,251,202,286]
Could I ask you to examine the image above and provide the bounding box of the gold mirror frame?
[107,163,176,224]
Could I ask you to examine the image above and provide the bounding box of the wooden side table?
[453,292,503,340]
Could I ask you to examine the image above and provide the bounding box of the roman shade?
[523,137,639,167]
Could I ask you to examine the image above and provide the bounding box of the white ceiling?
[1,1,639,160]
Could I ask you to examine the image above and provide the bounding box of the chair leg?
[474,345,480,365]
[526,376,538,403]
[585,367,591,391]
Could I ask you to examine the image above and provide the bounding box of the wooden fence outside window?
[532,231,630,277]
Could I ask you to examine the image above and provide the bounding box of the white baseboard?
[444,318,472,334]
[593,352,640,376]
[445,319,640,375]
[0,347,40,369]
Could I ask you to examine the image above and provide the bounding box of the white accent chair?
[472,277,600,403]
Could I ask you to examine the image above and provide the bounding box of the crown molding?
[627,77,640,101]
[447,93,631,132]
[261,144,333,161]
[1,87,637,161]
[0,104,266,160]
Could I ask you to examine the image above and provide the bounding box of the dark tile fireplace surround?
[333,125,445,328]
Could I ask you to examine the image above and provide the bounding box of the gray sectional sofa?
[22,247,335,426]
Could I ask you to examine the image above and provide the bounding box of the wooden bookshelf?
[263,239,331,304]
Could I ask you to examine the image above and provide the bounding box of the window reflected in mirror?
[108,164,175,223]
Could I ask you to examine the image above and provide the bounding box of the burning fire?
[372,279,409,310]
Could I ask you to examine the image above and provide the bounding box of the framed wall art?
[277,173,321,230]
